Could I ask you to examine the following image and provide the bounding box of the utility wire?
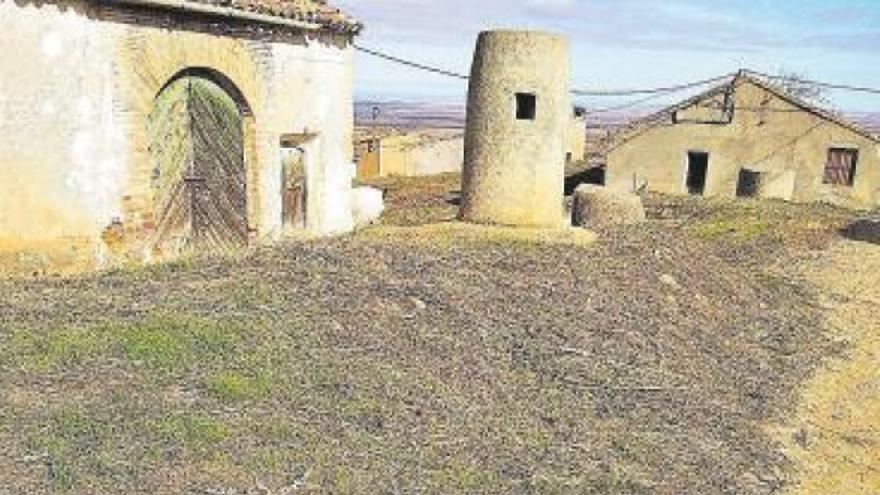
[582,73,739,116]
[353,44,470,80]
[571,74,736,97]
[744,69,880,96]
[353,44,880,102]
[582,92,682,116]
[354,44,740,98]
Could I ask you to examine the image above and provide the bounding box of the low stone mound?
[572,184,646,228]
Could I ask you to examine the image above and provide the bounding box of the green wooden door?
[148,76,248,255]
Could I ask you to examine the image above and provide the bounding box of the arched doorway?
[148,69,250,255]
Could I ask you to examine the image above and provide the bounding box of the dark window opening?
[686,152,709,195]
[564,167,605,195]
[565,152,573,164]
[736,168,762,198]
[516,93,536,120]
[824,148,858,186]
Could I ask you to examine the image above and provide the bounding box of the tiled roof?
[178,0,360,33]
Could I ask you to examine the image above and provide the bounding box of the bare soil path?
[778,239,880,494]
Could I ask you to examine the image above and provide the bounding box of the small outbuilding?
[605,72,880,208]
[1,0,362,274]
[356,130,464,179]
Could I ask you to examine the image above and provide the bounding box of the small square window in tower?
[823,148,859,186]
[515,93,536,120]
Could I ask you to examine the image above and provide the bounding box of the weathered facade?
[0,0,360,274]
[606,73,880,208]
[356,130,464,179]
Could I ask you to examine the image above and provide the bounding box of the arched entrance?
[147,69,251,255]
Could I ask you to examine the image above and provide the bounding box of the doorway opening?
[281,146,307,230]
[686,152,709,195]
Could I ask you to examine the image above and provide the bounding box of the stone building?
[0,0,361,274]
[356,130,464,179]
[605,72,880,208]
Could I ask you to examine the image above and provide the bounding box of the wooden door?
[189,78,248,249]
[282,149,307,230]
[148,76,248,256]
[149,79,195,256]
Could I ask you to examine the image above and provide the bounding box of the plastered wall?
[606,80,880,208]
[0,0,356,273]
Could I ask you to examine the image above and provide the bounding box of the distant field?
[355,100,880,137]
[1,174,877,494]
[355,101,465,129]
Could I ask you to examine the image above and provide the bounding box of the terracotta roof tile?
[185,0,360,32]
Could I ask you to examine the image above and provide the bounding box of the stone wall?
[606,80,880,208]
[0,0,355,274]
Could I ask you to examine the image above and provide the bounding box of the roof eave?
[110,0,362,35]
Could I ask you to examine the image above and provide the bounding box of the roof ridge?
[605,70,879,152]
[737,70,879,143]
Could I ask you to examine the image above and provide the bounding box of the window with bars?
[823,148,859,186]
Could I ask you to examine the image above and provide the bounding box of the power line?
[571,74,736,97]
[353,44,470,80]
[582,92,682,116]
[582,73,738,116]
[353,44,880,101]
[355,44,738,97]
[744,69,880,96]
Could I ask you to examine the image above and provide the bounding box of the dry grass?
[773,242,880,495]
[0,175,869,494]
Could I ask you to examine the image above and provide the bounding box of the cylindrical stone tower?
[459,30,571,227]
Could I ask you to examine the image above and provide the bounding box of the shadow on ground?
[840,219,880,245]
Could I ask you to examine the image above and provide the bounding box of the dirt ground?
[774,240,880,494]
[0,174,877,494]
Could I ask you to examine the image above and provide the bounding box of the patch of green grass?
[5,314,243,377]
[31,409,112,491]
[425,464,500,491]
[5,328,111,371]
[205,371,270,403]
[151,413,231,456]
[119,315,243,377]
[691,215,771,241]
[28,408,233,491]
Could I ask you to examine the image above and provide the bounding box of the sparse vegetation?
[0,174,872,494]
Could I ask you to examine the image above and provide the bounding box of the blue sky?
[336,0,880,111]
